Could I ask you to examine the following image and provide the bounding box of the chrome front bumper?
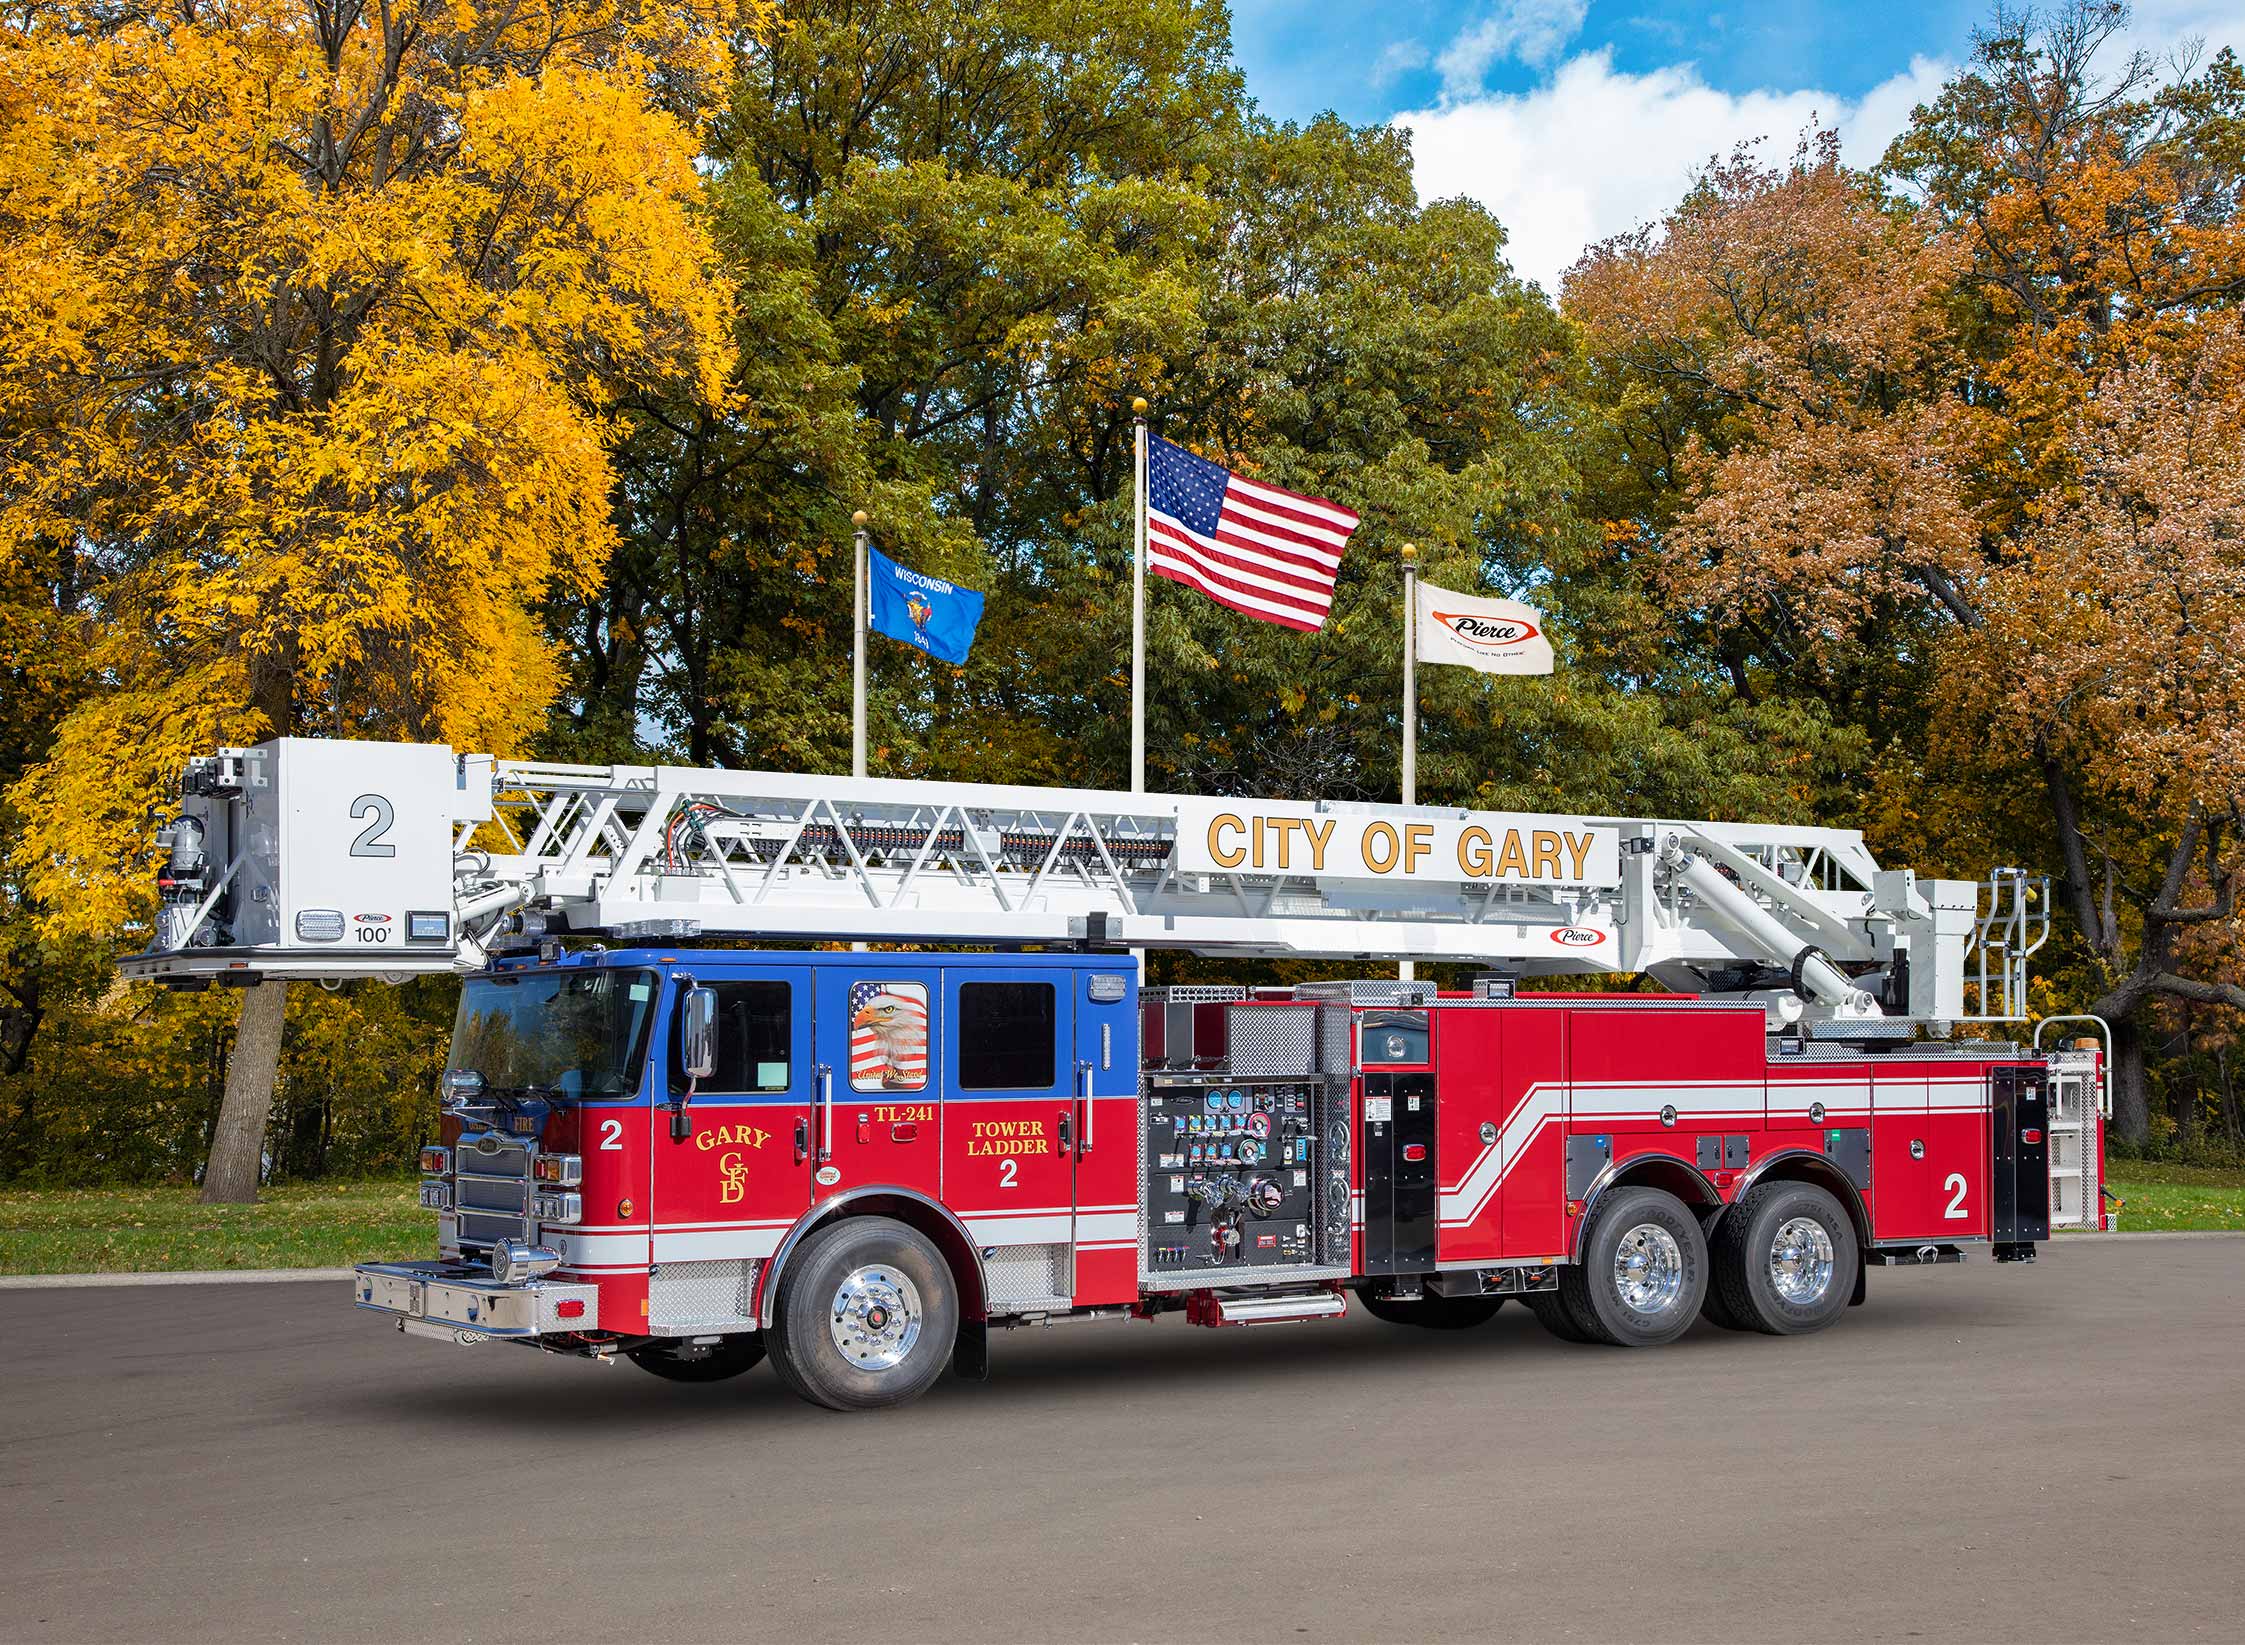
[354,1261,600,1344]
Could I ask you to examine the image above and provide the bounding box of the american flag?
[1146,434,1360,632]
[849,981,927,1091]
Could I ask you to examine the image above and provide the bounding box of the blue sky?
[1227,0,2245,291]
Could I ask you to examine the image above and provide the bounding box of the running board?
[1189,1289,1349,1328]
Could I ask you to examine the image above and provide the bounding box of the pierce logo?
[353,913,391,923]
[1550,927,1606,947]
[1433,611,1541,650]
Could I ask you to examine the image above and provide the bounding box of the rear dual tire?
[1546,1186,1709,1346]
[1707,1181,1857,1336]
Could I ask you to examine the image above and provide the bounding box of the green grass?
[2099,1161,2245,1233]
[0,1179,431,1275]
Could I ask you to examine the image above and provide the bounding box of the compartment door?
[944,969,1077,1304]
[650,966,815,1269]
[816,965,944,1204]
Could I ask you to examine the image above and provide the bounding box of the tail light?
[532,1153,582,1186]
[418,1145,450,1175]
[553,1298,587,1321]
[2022,1128,2043,1145]
[533,1190,582,1225]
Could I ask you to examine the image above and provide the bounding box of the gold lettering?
[1252,814,1267,869]
[1458,825,1493,877]
[1210,814,1247,869]
[1530,830,1562,880]
[717,1151,750,1204]
[1494,829,1530,878]
[1403,823,1433,874]
[1269,816,1296,870]
[1564,830,1596,880]
[1362,821,1400,873]
[1305,817,1334,870]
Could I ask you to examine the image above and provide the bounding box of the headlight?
[531,1152,581,1185]
[532,1191,582,1225]
[417,1180,453,1211]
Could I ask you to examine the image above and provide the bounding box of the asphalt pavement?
[3,1236,2240,1644]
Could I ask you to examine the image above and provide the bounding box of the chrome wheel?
[1611,1223,1685,1316]
[828,1264,923,1371]
[1768,1216,1835,1305]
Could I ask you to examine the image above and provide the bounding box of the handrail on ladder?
[2033,1013,2114,1120]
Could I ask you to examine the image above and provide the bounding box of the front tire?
[625,1334,766,1383]
[1557,1186,1708,1347]
[1710,1181,1857,1336]
[767,1217,960,1411]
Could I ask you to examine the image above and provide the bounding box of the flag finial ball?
[852,510,869,528]
[1401,541,1417,559]
[1132,397,1149,415]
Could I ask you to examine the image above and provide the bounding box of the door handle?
[794,1117,809,1165]
[817,1065,834,1162]
[1057,1111,1073,1155]
[1077,1061,1094,1155]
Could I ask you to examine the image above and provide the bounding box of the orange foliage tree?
[1571,4,2245,1138]
[0,0,751,1197]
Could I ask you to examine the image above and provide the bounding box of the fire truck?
[123,738,2107,1410]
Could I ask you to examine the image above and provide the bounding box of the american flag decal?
[1146,434,1359,631]
[849,981,928,1091]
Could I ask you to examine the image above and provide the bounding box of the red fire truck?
[125,739,2104,1409]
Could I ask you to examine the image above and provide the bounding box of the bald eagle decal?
[850,981,928,1091]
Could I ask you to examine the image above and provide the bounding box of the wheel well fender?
[1715,1149,1873,1254]
[754,1186,990,1330]
[1570,1151,1724,1263]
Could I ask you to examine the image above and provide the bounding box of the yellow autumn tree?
[0,0,756,1198]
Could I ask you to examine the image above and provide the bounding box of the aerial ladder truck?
[124,737,2105,1409]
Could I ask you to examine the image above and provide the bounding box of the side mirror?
[673,987,717,1143]
[680,987,718,1081]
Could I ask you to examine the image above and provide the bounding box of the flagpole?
[1131,397,1149,795]
[1400,542,1417,984]
[851,510,869,781]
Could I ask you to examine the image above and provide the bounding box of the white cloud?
[1400,50,1952,294]
[1371,37,1432,92]
[1436,0,1591,99]
[1401,6,2245,297]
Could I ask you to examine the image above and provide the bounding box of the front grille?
[451,1132,531,1251]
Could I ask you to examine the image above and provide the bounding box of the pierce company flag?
[1414,580,1555,675]
[1146,435,1358,632]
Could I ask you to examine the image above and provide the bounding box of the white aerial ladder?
[122,737,2046,1034]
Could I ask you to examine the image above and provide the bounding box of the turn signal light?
[418,1145,450,1175]
[2022,1128,2043,1145]
[553,1298,587,1321]
[532,1153,582,1186]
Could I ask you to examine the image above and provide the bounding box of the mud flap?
[952,1318,989,1381]
[1849,1255,1867,1307]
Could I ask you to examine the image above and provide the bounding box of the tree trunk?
[2110,1015,2149,1147]
[200,981,288,1203]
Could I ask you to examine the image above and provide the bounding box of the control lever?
[794,1117,810,1164]
[1057,1111,1074,1154]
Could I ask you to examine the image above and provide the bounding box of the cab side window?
[680,980,792,1092]
[958,981,1056,1089]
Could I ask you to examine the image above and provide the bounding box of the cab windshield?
[448,967,659,1100]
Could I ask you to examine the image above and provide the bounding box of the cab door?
[814,964,944,1203]
[649,966,815,1267]
[943,968,1076,1293]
